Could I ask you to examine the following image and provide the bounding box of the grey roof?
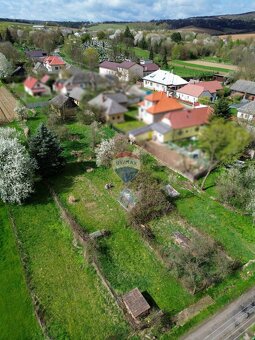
[104,92,128,104]
[64,70,108,87]
[119,61,138,69]
[238,101,255,115]
[230,80,255,95]
[129,125,153,136]
[151,122,171,134]
[26,50,47,58]
[49,94,71,108]
[89,94,127,115]
[69,87,86,102]
[126,85,147,97]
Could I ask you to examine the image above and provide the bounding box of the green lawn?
[167,65,213,78]
[132,47,150,59]
[0,204,42,339]
[114,107,145,133]
[9,183,128,339]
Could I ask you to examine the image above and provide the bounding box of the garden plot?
[0,86,17,124]
[10,183,128,339]
[52,165,195,315]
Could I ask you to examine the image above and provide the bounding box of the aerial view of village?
[1,0,255,339]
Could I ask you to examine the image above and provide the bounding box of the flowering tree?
[95,135,129,167]
[0,128,36,204]
[0,52,11,78]
[14,104,29,121]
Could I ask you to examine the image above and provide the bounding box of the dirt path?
[182,60,238,71]
[183,286,255,340]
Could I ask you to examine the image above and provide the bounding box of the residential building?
[140,59,160,77]
[26,50,47,62]
[138,92,183,124]
[55,71,110,96]
[99,60,144,81]
[43,56,66,73]
[176,80,222,104]
[49,94,77,119]
[230,79,255,99]
[88,93,128,123]
[143,70,187,93]
[69,87,86,106]
[23,76,51,96]
[129,106,212,143]
[237,101,255,123]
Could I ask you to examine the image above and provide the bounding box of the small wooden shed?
[123,288,150,319]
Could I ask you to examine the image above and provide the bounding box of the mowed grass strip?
[53,165,195,314]
[0,204,42,340]
[176,193,255,263]
[10,184,128,339]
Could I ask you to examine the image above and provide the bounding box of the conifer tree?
[149,47,154,61]
[29,124,65,177]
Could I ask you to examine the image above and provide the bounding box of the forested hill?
[152,11,255,34]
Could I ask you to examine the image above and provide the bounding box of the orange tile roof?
[147,96,183,115]
[145,91,166,102]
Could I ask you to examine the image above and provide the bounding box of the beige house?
[99,61,143,82]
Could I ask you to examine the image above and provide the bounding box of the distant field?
[219,33,255,41]
[167,64,213,78]
[179,26,223,35]
[182,60,238,71]
[172,60,232,74]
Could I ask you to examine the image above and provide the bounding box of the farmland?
[0,86,17,123]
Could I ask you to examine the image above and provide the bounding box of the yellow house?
[129,106,213,143]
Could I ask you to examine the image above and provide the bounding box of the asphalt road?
[183,287,255,340]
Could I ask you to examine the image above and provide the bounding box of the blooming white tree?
[95,135,129,168]
[0,128,36,204]
[14,104,28,121]
[0,52,11,79]
[95,138,116,167]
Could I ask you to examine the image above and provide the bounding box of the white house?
[99,61,143,81]
[138,91,183,125]
[43,56,66,73]
[237,101,255,123]
[176,81,223,104]
[143,70,187,93]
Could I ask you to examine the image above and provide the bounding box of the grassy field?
[167,64,213,78]
[172,60,232,73]
[9,183,128,339]
[0,204,42,339]
[114,107,145,132]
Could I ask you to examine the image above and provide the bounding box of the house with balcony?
[43,56,66,73]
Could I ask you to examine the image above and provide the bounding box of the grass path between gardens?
[0,204,42,340]
[52,163,195,315]
[9,183,129,339]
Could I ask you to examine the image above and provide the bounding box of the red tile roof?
[198,80,222,94]
[146,93,183,115]
[145,91,166,102]
[41,74,50,83]
[163,106,213,129]
[44,56,65,65]
[177,84,206,97]
[24,76,38,89]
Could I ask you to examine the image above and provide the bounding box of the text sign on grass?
[113,151,140,183]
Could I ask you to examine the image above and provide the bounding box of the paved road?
[183,287,255,340]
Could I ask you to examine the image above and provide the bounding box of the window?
[195,127,199,132]
[112,116,115,120]
[55,66,59,70]
[178,130,182,135]
[117,116,120,119]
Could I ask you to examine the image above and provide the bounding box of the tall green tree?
[214,97,231,119]
[171,32,182,43]
[199,119,250,190]
[29,124,65,177]
[149,47,154,61]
